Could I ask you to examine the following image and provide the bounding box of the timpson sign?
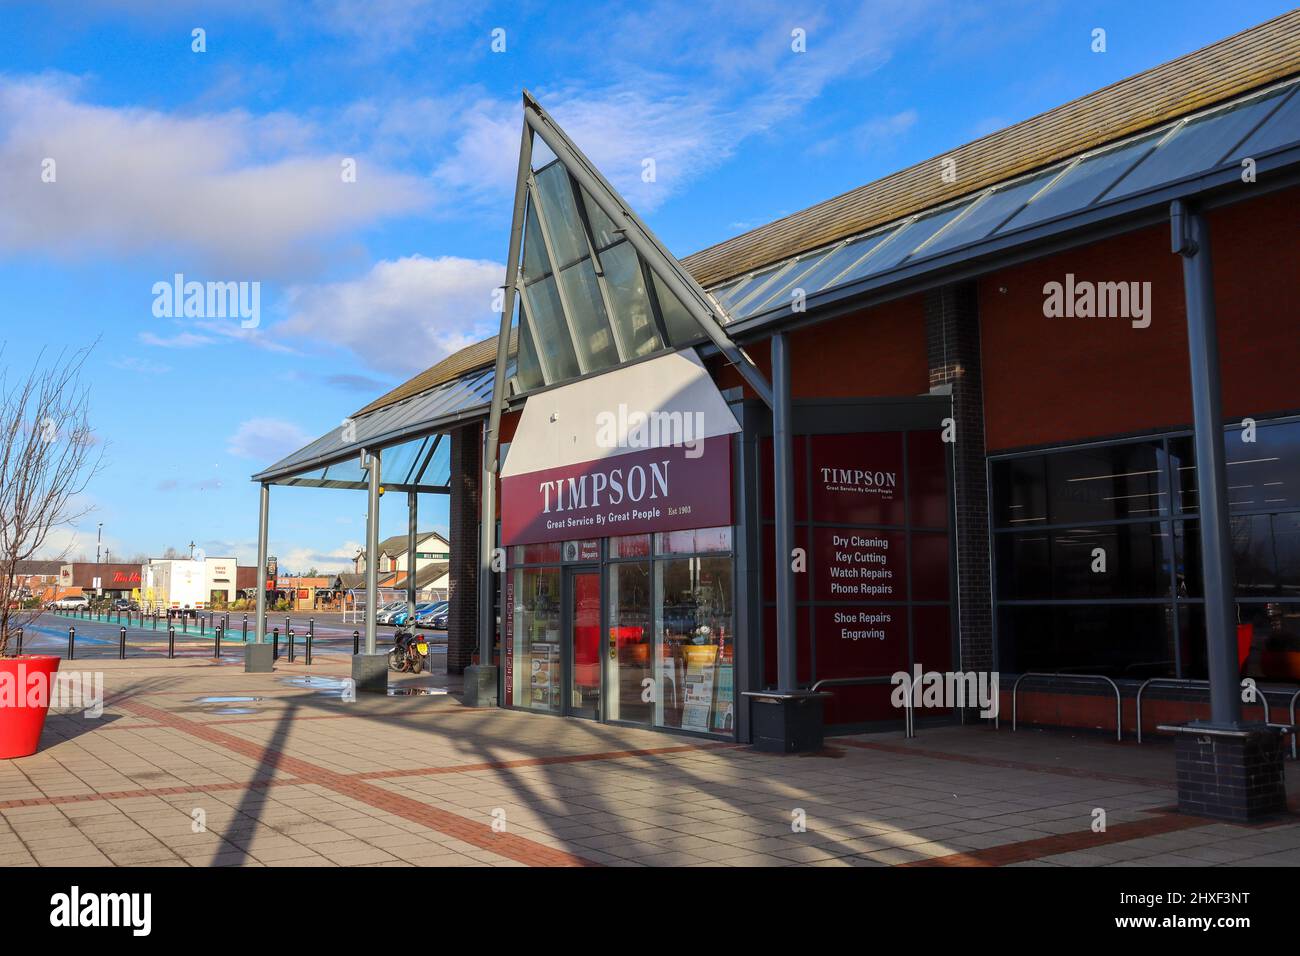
[818,465,898,498]
[501,436,731,546]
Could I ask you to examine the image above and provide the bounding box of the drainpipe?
[1171,199,1241,727]
[772,332,797,691]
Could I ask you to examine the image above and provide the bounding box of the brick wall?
[924,282,993,676]
[446,421,482,674]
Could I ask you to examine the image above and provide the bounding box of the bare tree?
[0,345,104,655]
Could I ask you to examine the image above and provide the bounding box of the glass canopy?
[707,76,1300,324]
[251,363,498,489]
[512,158,706,392]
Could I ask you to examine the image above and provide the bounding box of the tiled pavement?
[2,653,1299,867]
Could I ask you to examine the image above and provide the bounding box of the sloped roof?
[353,328,516,418]
[681,9,1300,286]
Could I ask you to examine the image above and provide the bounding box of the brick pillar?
[924,282,993,679]
[446,422,481,675]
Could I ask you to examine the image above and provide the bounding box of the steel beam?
[771,332,797,691]
[1172,199,1241,727]
[406,490,418,620]
[254,483,269,644]
[364,449,381,655]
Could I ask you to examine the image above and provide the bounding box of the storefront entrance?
[567,567,601,719]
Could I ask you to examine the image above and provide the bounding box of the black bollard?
[306,619,314,666]
[214,626,222,660]
[119,625,126,660]
[200,614,205,636]
[15,628,22,655]
[67,625,75,660]
[182,613,188,634]
[273,627,280,660]
[242,615,248,642]
[287,628,295,663]
[353,629,360,654]
[168,625,175,659]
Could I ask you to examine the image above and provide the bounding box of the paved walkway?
[2,652,1298,867]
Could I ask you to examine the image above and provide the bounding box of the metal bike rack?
[1136,677,1273,744]
[1011,672,1123,742]
[808,675,914,738]
[1291,689,1300,760]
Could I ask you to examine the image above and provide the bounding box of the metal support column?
[1172,199,1241,727]
[772,332,797,691]
[254,483,269,644]
[364,449,381,655]
[478,421,495,664]
[406,490,418,620]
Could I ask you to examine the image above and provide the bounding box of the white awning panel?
[501,349,739,478]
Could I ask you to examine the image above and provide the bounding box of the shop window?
[656,526,732,555]
[1176,515,1300,599]
[997,604,1175,679]
[608,533,651,558]
[1179,603,1300,683]
[1174,420,1300,514]
[512,567,561,712]
[512,542,562,565]
[996,523,1171,601]
[607,560,653,725]
[655,555,734,735]
[992,440,1168,527]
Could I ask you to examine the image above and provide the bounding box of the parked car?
[413,601,449,629]
[375,601,409,625]
[111,598,138,612]
[391,601,437,627]
[48,594,89,611]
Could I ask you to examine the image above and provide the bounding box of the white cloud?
[283,254,502,374]
[431,3,933,213]
[227,417,314,462]
[0,76,430,274]
[279,541,362,574]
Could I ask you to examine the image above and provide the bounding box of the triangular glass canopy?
[512,159,702,391]
[501,92,770,403]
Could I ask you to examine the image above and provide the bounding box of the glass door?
[566,568,602,719]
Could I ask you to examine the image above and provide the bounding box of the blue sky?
[0,0,1291,572]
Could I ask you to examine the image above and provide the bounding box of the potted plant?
[0,345,102,759]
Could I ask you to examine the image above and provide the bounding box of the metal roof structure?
[681,8,1300,287]
[251,363,498,488]
[706,73,1300,335]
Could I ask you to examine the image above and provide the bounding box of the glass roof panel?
[600,241,664,359]
[534,163,588,269]
[556,257,620,370]
[738,248,838,317]
[521,200,550,282]
[996,131,1162,234]
[918,169,1059,258]
[580,185,622,250]
[652,271,703,344]
[1107,89,1291,199]
[792,233,892,295]
[1226,83,1300,161]
[523,276,581,380]
[514,303,544,391]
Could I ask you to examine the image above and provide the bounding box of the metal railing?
[808,675,915,738]
[1136,677,1269,744]
[1010,672,1123,741]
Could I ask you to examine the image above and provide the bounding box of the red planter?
[0,655,61,759]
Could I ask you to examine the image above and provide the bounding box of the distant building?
[59,563,142,600]
[353,531,449,575]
